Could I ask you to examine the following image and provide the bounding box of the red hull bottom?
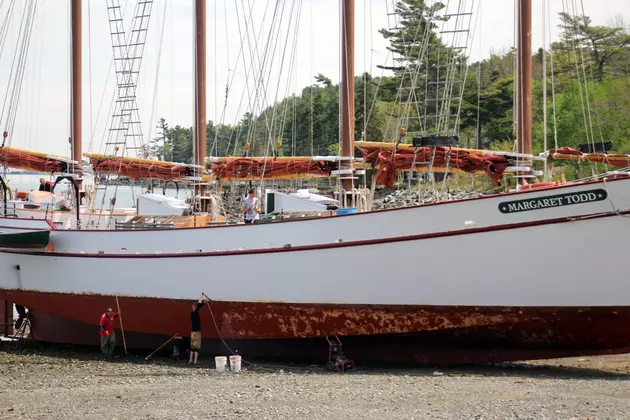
[3,291,630,365]
[18,311,630,366]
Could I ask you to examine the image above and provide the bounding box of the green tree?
[150,118,171,161]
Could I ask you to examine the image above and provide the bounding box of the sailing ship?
[1,0,630,364]
[0,0,627,253]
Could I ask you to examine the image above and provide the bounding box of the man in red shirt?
[100,308,119,356]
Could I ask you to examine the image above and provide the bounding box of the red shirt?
[100,312,118,337]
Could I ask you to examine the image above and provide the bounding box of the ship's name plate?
[499,189,607,214]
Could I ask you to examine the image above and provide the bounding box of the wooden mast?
[340,0,355,197]
[517,0,532,156]
[194,0,207,169]
[71,0,82,174]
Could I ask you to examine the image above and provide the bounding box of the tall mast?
[194,0,207,168]
[340,0,355,195]
[516,0,532,156]
[71,0,82,170]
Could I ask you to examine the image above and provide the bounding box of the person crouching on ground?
[100,308,119,356]
[190,296,207,365]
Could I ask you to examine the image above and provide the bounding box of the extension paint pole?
[145,333,179,361]
[115,296,128,355]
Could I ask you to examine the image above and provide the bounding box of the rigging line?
[561,0,590,148]
[0,0,28,129]
[169,0,172,137]
[363,0,366,141]
[547,0,558,151]
[570,0,595,149]
[90,50,115,153]
[33,0,46,151]
[365,50,390,131]
[378,0,401,139]
[88,0,93,152]
[309,0,313,156]
[105,0,153,157]
[543,0,548,170]
[475,0,482,149]
[213,0,217,156]
[578,0,605,146]
[453,0,477,135]
[257,0,301,182]
[224,0,273,156]
[369,0,373,75]
[450,0,479,134]
[31,0,46,148]
[147,0,167,153]
[337,0,341,156]
[512,0,518,138]
[241,0,276,152]
[387,0,431,132]
[249,0,291,143]
[0,0,18,66]
[387,0,436,136]
[286,0,303,158]
[229,0,264,156]
[268,0,302,160]
[245,0,290,158]
[10,0,38,145]
[3,0,39,144]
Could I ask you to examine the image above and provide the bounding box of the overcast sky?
[0,0,627,156]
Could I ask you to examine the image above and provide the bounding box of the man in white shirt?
[241,188,260,224]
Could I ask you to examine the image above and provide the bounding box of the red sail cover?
[359,145,510,188]
[89,157,194,180]
[0,147,73,173]
[211,157,338,180]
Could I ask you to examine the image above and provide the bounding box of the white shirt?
[241,196,260,221]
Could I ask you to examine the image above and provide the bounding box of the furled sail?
[207,156,340,181]
[358,141,512,188]
[547,147,630,167]
[87,153,201,180]
[0,147,78,173]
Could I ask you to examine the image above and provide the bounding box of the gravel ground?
[0,347,629,420]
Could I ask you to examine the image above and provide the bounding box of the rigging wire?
[309,0,313,156]
[1,0,39,149]
[569,0,595,149]
[578,0,606,148]
[88,0,93,153]
[561,0,591,150]
[147,0,168,152]
[542,0,548,179]
[475,0,482,149]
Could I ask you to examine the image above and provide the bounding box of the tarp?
[209,157,338,181]
[0,147,77,173]
[359,142,510,188]
[88,154,197,180]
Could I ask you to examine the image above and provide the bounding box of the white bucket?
[229,355,242,372]
[215,356,227,373]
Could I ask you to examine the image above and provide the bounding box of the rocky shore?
[0,347,629,419]
[372,187,482,210]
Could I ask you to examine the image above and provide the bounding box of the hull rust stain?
[2,290,630,348]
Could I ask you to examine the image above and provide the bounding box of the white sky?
[0,0,627,156]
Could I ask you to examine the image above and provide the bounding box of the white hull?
[0,211,628,307]
[10,208,134,229]
[0,178,627,254]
